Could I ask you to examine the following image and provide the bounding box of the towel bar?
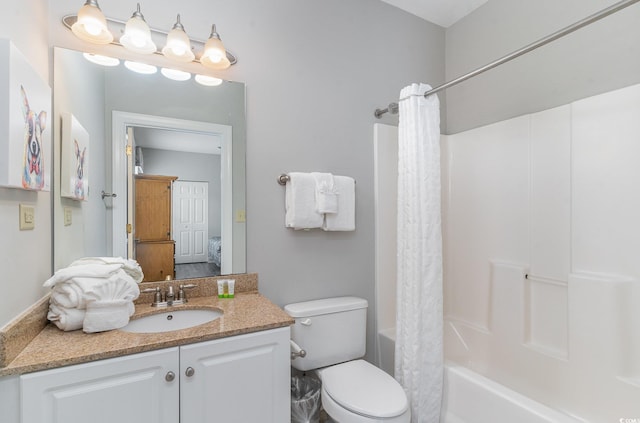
[277,173,355,185]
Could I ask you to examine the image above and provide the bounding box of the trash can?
[291,375,322,423]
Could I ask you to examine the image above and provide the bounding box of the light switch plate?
[64,207,72,226]
[19,204,35,230]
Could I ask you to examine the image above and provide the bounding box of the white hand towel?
[43,263,124,289]
[323,176,356,231]
[83,299,134,333]
[47,303,85,331]
[285,172,324,229]
[311,172,338,214]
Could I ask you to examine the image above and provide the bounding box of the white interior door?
[173,181,208,264]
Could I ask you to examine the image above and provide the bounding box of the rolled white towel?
[49,282,87,309]
[47,303,85,331]
[43,263,124,289]
[83,299,134,333]
[69,257,144,284]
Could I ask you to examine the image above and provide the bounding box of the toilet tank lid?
[284,296,367,318]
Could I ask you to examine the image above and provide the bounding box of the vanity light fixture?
[124,60,157,74]
[120,3,157,54]
[64,4,237,69]
[200,24,231,70]
[71,0,113,44]
[161,67,191,81]
[82,52,120,66]
[194,74,223,87]
[162,15,195,62]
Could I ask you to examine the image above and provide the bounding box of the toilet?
[285,297,410,423]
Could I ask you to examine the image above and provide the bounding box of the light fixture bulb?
[71,0,113,44]
[201,24,230,70]
[162,15,195,62]
[124,60,157,74]
[120,3,157,54]
[83,52,120,67]
[161,68,192,81]
[195,74,223,87]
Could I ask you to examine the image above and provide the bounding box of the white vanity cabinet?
[180,326,291,423]
[21,347,180,423]
[19,327,290,423]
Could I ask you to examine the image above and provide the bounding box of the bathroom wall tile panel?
[526,279,568,358]
[529,106,571,280]
[571,83,640,276]
[447,116,530,330]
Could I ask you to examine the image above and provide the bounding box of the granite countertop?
[0,275,294,377]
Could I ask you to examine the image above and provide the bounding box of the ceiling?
[134,127,222,155]
[380,0,488,27]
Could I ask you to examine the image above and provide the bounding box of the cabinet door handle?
[185,367,195,377]
[165,371,176,382]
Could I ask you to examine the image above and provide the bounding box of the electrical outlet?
[19,204,35,230]
[235,210,246,223]
[64,207,73,226]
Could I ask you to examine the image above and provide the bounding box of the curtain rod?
[374,0,640,119]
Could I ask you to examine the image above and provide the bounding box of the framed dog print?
[61,112,89,201]
[0,39,51,191]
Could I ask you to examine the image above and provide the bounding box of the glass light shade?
[161,68,191,81]
[71,1,113,44]
[83,52,120,67]
[162,17,195,62]
[195,74,223,87]
[124,60,157,74]
[201,25,230,70]
[120,8,157,54]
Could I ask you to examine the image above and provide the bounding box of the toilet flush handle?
[300,318,312,326]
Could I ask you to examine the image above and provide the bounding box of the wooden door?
[135,176,176,241]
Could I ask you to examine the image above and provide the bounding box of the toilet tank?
[285,297,367,371]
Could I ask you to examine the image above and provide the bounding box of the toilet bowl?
[316,360,410,422]
[284,297,411,423]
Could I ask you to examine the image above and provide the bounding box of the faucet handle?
[177,284,196,302]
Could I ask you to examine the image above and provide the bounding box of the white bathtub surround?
[444,82,640,421]
[396,83,443,422]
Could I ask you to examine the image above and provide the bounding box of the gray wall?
[445,0,640,134]
[48,0,446,361]
[142,147,222,237]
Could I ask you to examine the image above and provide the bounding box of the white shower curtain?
[395,83,443,423]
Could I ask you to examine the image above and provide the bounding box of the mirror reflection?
[53,47,246,281]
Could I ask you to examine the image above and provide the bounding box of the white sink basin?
[121,309,222,333]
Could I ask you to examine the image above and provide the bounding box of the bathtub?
[377,329,581,423]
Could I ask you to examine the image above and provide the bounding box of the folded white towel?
[69,257,144,283]
[323,176,356,231]
[285,172,324,230]
[83,299,134,333]
[311,172,338,214]
[47,303,85,331]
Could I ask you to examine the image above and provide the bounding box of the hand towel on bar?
[285,172,324,229]
[69,257,144,283]
[311,172,338,214]
[323,176,356,231]
[83,299,134,333]
[47,303,85,331]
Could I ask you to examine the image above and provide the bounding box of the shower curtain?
[395,83,443,423]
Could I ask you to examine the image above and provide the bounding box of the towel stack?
[43,257,143,333]
[285,172,355,231]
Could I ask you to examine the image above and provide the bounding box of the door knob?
[185,367,195,377]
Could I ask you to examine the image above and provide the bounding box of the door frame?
[112,111,233,273]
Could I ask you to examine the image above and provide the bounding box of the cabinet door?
[180,327,291,423]
[21,348,179,423]
[136,241,175,281]
[135,177,173,241]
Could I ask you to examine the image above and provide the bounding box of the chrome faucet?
[141,284,197,307]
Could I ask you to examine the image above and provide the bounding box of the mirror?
[53,47,246,281]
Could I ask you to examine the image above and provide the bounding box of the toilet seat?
[317,360,410,422]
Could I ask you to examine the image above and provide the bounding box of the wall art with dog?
[61,112,89,201]
[0,39,51,191]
